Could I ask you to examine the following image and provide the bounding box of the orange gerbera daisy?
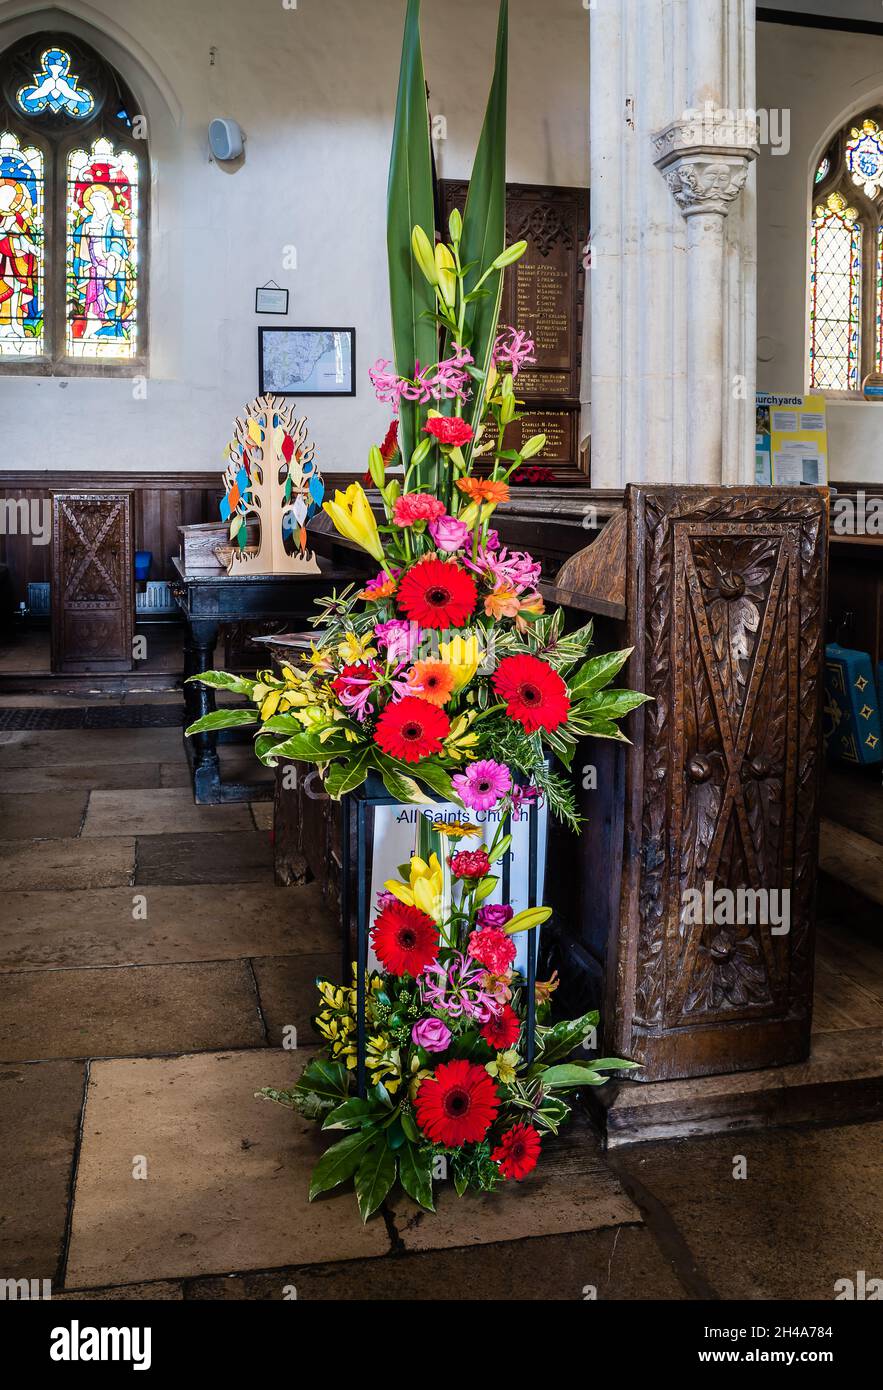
[407,659,455,706]
[456,477,510,505]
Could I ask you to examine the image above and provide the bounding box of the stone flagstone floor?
[1,708,882,1301]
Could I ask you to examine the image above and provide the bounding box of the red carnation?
[480,1005,520,1050]
[373,695,450,763]
[371,900,439,976]
[424,416,474,447]
[397,557,477,630]
[492,1122,542,1181]
[492,653,571,734]
[450,848,491,880]
[414,1059,500,1146]
[468,925,516,975]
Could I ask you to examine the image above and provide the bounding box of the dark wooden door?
[614,487,828,1080]
[51,493,134,672]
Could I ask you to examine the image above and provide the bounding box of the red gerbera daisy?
[414,1059,500,1147]
[371,900,439,976]
[480,1005,520,1050]
[492,1122,542,1181]
[373,696,450,764]
[397,557,477,630]
[492,653,571,734]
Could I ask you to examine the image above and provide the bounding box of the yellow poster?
[755,393,828,486]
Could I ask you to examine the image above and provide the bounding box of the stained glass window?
[66,138,138,358]
[16,47,94,119]
[846,118,883,198]
[808,192,862,392]
[815,156,830,185]
[0,132,44,357]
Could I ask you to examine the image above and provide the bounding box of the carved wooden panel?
[51,493,134,672]
[615,487,828,1080]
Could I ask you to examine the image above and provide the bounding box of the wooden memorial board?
[440,180,589,479]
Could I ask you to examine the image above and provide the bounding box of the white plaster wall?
[757,19,883,483]
[0,0,588,475]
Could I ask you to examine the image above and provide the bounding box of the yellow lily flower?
[323,483,385,564]
[435,241,457,307]
[438,632,482,692]
[384,852,444,923]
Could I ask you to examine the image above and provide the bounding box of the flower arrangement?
[185,0,648,1218]
[257,826,635,1220]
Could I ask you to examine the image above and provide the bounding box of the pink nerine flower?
[393,493,447,527]
[464,544,542,595]
[418,953,502,1024]
[468,925,517,976]
[369,346,474,413]
[452,759,511,812]
[428,515,471,554]
[493,326,537,378]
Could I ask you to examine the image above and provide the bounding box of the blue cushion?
[824,644,882,765]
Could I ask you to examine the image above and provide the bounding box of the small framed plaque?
[255,284,289,315]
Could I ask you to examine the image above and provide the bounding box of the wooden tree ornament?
[221,395,324,575]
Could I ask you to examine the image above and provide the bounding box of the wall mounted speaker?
[208,118,244,162]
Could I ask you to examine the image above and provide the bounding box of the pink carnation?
[394,493,447,527]
[467,926,517,976]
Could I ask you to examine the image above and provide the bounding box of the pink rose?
[394,493,447,527]
[429,515,471,554]
[411,1016,452,1052]
[476,903,514,930]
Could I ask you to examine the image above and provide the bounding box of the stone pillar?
[589,0,758,487]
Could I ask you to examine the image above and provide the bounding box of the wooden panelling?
[0,472,218,602]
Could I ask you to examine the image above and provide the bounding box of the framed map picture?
[258,327,356,397]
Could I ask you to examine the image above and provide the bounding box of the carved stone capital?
[659,153,751,217]
[653,114,759,218]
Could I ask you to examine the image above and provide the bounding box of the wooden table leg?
[188,619,222,804]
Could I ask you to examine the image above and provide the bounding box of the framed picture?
[258,326,356,397]
[255,285,289,315]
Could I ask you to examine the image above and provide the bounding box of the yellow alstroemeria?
[438,632,482,692]
[384,852,444,923]
[443,711,480,763]
[337,631,377,664]
[306,645,336,675]
[323,483,385,564]
[485,1049,519,1085]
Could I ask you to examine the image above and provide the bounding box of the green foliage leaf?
[568,648,634,698]
[322,1097,385,1131]
[540,1062,613,1090]
[354,1139,397,1221]
[535,1011,599,1065]
[187,670,256,696]
[324,748,373,798]
[184,709,258,736]
[309,1129,379,1201]
[387,0,437,471]
[397,1143,435,1211]
[297,1058,350,1106]
[376,755,432,805]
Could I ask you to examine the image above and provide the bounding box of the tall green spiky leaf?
[387,0,437,471]
[457,0,509,441]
